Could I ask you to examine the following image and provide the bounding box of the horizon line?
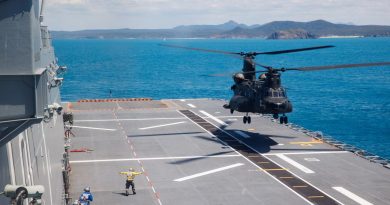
[49,19,390,32]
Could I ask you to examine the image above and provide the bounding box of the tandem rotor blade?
[254,45,334,55]
[285,62,390,71]
[159,43,273,70]
[206,72,235,77]
[159,44,240,56]
[207,69,269,77]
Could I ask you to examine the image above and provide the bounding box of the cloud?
[43,0,390,30]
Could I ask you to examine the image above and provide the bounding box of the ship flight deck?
[66,99,390,205]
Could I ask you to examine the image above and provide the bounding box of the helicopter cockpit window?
[269,89,286,98]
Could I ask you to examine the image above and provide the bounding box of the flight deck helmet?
[233,73,245,83]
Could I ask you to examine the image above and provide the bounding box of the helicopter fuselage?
[228,79,292,115]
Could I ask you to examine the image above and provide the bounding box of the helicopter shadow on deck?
[112,191,134,197]
[225,129,340,153]
[167,128,280,165]
[227,130,282,153]
[167,120,283,164]
[166,130,279,165]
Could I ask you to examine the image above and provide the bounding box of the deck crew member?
[119,168,143,196]
[79,187,93,205]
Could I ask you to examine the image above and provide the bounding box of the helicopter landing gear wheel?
[273,113,279,119]
[280,115,288,124]
[243,113,251,124]
[230,109,234,114]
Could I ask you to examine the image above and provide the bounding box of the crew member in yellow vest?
[119,168,143,196]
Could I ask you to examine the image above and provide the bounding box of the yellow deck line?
[279,176,294,179]
[293,185,308,188]
[290,141,323,144]
[257,162,270,164]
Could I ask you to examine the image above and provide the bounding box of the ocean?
[53,38,390,159]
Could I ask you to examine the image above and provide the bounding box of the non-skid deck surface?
[67,99,390,205]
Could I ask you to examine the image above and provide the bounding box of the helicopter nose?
[268,101,292,112]
[271,103,282,110]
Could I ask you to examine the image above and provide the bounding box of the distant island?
[267,29,318,39]
[51,20,390,39]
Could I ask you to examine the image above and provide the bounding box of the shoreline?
[319,35,364,38]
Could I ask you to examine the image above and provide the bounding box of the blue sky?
[44,0,390,31]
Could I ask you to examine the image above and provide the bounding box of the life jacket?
[79,192,92,204]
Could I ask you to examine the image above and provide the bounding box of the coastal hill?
[267,29,318,40]
[51,20,390,39]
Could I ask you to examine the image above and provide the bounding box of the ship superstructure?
[0,0,67,204]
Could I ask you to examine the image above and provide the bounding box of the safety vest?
[120,171,142,181]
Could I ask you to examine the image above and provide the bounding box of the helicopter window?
[269,90,286,98]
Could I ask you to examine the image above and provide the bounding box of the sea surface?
[54,38,390,159]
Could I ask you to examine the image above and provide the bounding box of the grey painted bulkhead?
[1,0,66,204]
[0,0,61,145]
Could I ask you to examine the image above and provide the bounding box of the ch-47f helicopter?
[160,44,390,124]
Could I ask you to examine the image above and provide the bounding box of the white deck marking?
[276,154,315,174]
[139,121,186,130]
[187,103,196,108]
[173,163,244,182]
[115,101,123,110]
[74,115,253,122]
[75,117,187,122]
[234,130,251,138]
[69,154,241,164]
[263,151,349,156]
[304,158,320,162]
[333,187,373,205]
[66,125,116,131]
[199,110,228,126]
[180,99,186,102]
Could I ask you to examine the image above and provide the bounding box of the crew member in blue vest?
[79,187,93,205]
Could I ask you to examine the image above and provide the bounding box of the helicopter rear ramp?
[66,98,390,205]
